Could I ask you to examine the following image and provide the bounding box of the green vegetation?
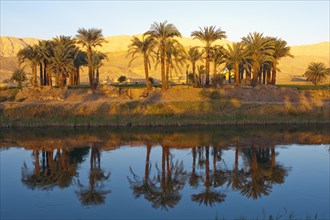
[278,84,330,90]
[0,100,328,127]
[117,75,127,83]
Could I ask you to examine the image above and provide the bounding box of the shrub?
[118,76,127,83]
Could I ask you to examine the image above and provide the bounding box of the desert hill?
[0,35,329,83]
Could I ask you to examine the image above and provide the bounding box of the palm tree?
[191,26,227,85]
[17,45,39,86]
[163,39,186,87]
[210,45,226,79]
[48,36,76,87]
[186,47,203,86]
[73,50,88,85]
[226,42,248,86]
[304,62,329,85]
[91,51,107,84]
[270,38,293,84]
[76,28,106,90]
[37,40,54,86]
[127,35,156,91]
[242,32,275,86]
[10,68,28,87]
[145,21,182,91]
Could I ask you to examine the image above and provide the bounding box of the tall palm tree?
[191,26,227,85]
[304,62,330,85]
[145,21,182,91]
[37,40,54,86]
[226,42,248,86]
[127,35,156,91]
[48,36,76,87]
[76,28,106,90]
[271,38,293,85]
[242,32,274,86]
[17,45,39,86]
[186,47,203,86]
[163,39,186,87]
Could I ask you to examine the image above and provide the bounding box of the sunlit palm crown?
[76,28,106,50]
[191,26,227,47]
[242,32,275,59]
[144,21,182,45]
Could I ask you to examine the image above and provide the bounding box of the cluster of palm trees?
[128,21,294,90]
[17,28,106,90]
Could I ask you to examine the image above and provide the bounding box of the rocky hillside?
[0,35,329,83]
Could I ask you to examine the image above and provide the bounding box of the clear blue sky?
[1,0,329,46]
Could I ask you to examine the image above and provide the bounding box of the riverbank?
[0,85,329,127]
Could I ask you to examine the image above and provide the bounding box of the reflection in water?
[21,147,89,190]
[17,140,297,207]
[75,144,111,206]
[128,144,187,211]
[2,125,326,214]
[190,147,226,207]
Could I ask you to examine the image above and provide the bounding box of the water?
[1,126,329,219]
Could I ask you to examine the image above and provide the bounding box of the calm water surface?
[0,126,329,219]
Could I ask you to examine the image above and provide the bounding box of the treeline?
[16,28,106,91]
[127,21,294,91]
[14,21,329,91]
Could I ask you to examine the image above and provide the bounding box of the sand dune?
[0,35,329,83]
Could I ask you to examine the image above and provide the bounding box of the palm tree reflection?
[76,144,111,206]
[128,143,157,200]
[191,146,226,207]
[240,147,289,200]
[128,144,187,211]
[21,147,88,190]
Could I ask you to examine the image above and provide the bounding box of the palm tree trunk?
[251,61,259,86]
[144,55,151,91]
[262,66,266,84]
[43,63,47,85]
[34,150,40,175]
[39,63,43,86]
[161,46,166,91]
[166,61,170,89]
[206,54,210,85]
[145,144,151,182]
[228,69,231,84]
[245,68,251,85]
[33,64,38,87]
[76,67,80,85]
[267,67,271,84]
[271,61,277,85]
[192,63,197,86]
[235,62,240,86]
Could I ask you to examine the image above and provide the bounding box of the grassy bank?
[1,100,329,127]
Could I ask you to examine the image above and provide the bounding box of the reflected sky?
[0,126,329,219]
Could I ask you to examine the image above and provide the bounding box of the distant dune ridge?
[0,35,329,83]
